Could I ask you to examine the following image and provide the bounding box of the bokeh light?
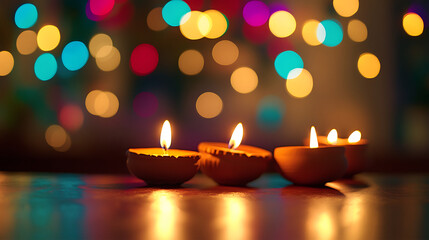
[286,69,313,98]
[59,104,84,131]
[243,1,269,27]
[178,49,204,75]
[204,10,228,39]
[212,40,239,66]
[61,41,89,71]
[274,50,304,79]
[89,0,115,16]
[162,0,191,27]
[357,52,381,79]
[180,11,211,40]
[302,20,323,46]
[403,12,424,37]
[37,25,61,51]
[95,46,120,72]
[347,19,368,42]
[133,92,158,118]
[89,33,113,58]
[268,11,296,38]
[230,67,258,94]
[0,51,14,76]
[333,0,359,17]
[257,96,285,130]
[196,92,223,119]
[15,3,38,29]
[16,30,38,55]
[318,20,343,47]
[130,44,158,76]
[147,7,168,31]
[34,53,57,81]
[86,90,119,118]
[45,125,69,150]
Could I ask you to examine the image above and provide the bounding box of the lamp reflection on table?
[306,198,342,240]
[216,195,250,240]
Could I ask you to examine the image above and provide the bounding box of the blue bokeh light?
[274,50,304,80]
[257,96,285,130]
[34,53,57,81]
[15,3,38,29]
[318,20,343,47]
[61,41,89,71]
[162,0,191,27]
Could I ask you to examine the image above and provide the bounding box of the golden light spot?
[212,40,239,66]
[180,11,211,40]
[333,0,359,17]
[198,13,212,36]
[347,19,367,42]
[16,30,37,55]
[230,67,258,94]
[147,7,168,31]
[302,20,323,46]
[196,92,223,119]
[268,11,296,38]
[0,51,14,76]
[37,25,61,51]
[357,53,380,79]
[95,46,121,72]
[286,68,313,98]
[45,125,68,148]
[403,13,424,37]
[178,49,204,75]
[86,90,120,118]
[89,33,113,58]
[204,10,228,39]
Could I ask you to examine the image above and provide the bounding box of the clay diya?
[127,120,200,186]
[198,123,272,186]
[274,126,347,186]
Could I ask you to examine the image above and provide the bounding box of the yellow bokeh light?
[180,11,211,40]
[302,20,323,46]
[85,90,119,118]
[0,51,14,76]
[147,7,168,31]
[95,46,121,72]
[45,125,68,149]
[333,0,359,17]
[212,40,239,66]
[357,53,381,79]
[269,11,296,38]
[347,19,368,42]
[403,13,424,37]
[16,30,37,55]
[89,33,113,58]
[85,90,102,116]
[178,49,204,75]
[286,68,313,98]
[204,10,228,39]
[37,25,61,51]
[198,13,212,36]
[230,67,258,94]
[196,92,223,119]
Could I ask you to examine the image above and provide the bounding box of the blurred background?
[0,0,427,173]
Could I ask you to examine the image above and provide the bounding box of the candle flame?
[310,126,319,148]
[327,129,338,144]
[160,120,171,151]
[348,130,361,143]
[228,123,243,150]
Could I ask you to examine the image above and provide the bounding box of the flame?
[348,130,361,143]
[160,120,171,151]
[310,126,319,148]
[327,129,338,144]
[228,123,243,149]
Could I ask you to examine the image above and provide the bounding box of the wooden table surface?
[0,171,428,240]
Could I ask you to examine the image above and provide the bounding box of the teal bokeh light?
[257,96,285,130]
[318,20,343,47]
[274,51,304,80]
[34,53,57,81]
[162,0,191,27]
[15,3,38,29]
[61,41,89,71]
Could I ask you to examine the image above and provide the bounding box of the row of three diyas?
[127,120,367,187]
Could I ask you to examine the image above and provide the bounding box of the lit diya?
[318,129,369,176]
[274,126,347,186]
[198,123,272,186]
[127,120,200,186]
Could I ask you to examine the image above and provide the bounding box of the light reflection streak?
[306,199,339,240]
[217,195,249,240]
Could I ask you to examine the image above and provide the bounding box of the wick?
[162,146,168,156]
[228,141,234,149]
